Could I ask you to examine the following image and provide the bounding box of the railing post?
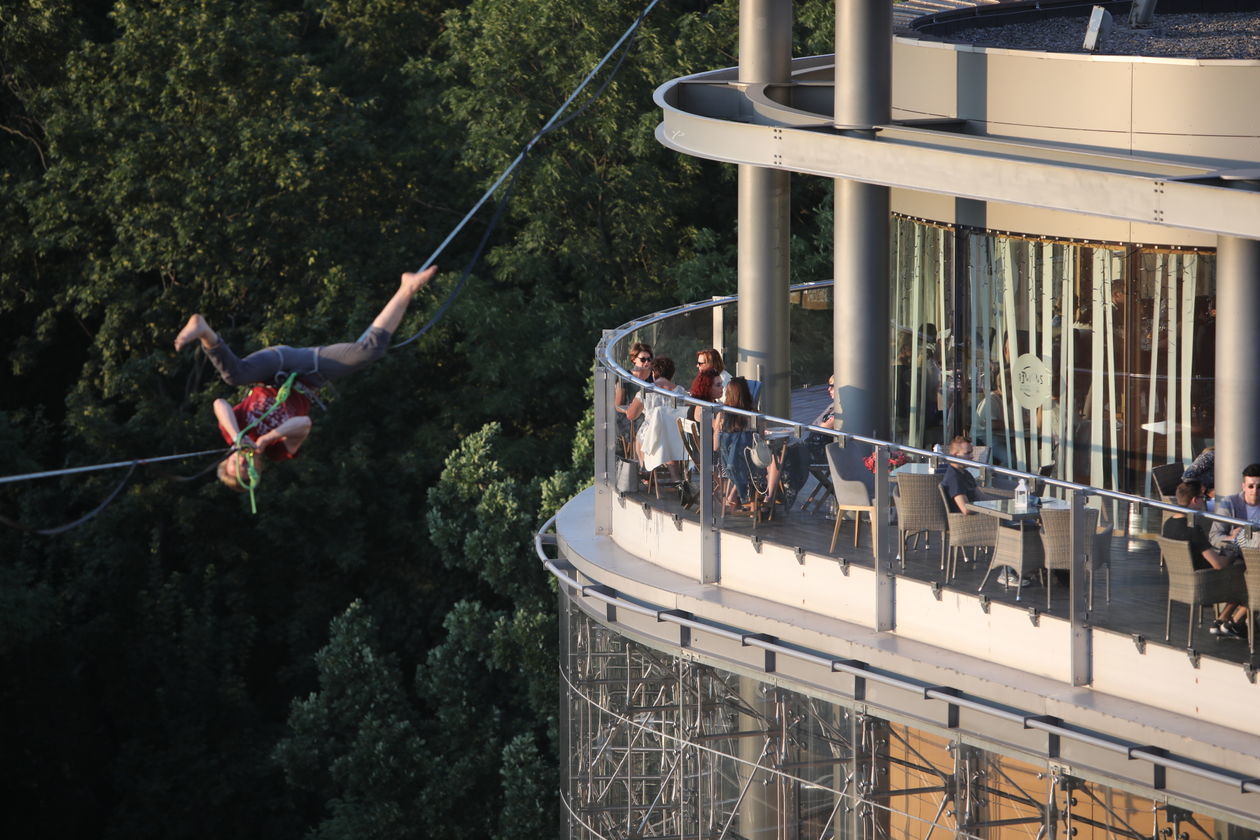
[594,356,613,536]
[1069,490,1092,686]
[699,404,720,583]
[874,444,895,631]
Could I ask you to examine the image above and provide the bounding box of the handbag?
[749,437,773,470]
[615,457,640,493]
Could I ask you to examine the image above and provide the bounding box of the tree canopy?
[0,1,834,837]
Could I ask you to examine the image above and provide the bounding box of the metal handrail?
[596,282,1256,536]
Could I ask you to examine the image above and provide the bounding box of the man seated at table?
[1166,481,1248,638]
[939,436,984,515]
[1209,462,1260,555]
[939,436,1032,588]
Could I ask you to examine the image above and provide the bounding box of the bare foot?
[401,265,437,297]
[174,314,210,351]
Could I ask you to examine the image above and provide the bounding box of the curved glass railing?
[590,281,1257,675]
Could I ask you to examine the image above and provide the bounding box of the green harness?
[232,371,300,514]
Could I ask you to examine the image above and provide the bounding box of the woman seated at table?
[696,348,731,401]
[687,368,722,423]
[626,356,687,483]
[713,377,784,512]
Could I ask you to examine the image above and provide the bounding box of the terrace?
[570,283,1260,736]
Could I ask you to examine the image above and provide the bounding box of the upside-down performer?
[174,266,436,491]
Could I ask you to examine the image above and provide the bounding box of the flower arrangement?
[864,450,909,473]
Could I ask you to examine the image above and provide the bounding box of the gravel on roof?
[943,11,1260,59]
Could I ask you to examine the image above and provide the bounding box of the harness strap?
[232,371,300,514]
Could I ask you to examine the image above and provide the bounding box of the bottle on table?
[1014,478,1029,512]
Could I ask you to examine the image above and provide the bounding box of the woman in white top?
[626,356,688,480]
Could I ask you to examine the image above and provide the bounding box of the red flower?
[864,451,908,472]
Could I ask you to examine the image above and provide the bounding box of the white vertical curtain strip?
[1179,254,1197,464]
[1165,254,1179,465]
[938,228,949,438]
[1144,253,1164,497]
[909,225,924,446]
[1040,242,1056,475]
[977,236,987,453]
[1024,240,1037,474]
[1106,250,1122,495]
[1090,250,1106,490]
[1062,247,1076,484]
[999,238,1021,471]
[970,235,985,446]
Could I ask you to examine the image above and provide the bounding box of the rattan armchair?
[937,484,998,580]
[893,471,948,570]
[1238,546,1260,657]
[1039,507,1101,610]
[1157,535,1247,648]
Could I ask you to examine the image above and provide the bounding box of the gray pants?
[203,326,391,389]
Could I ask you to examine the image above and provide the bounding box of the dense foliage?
[0,1,833,837]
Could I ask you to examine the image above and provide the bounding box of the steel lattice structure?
[561,599,1241,840]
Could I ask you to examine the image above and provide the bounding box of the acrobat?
[175,267,436,490]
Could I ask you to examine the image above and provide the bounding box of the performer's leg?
[312,267,437,382]
[175,314,285,386]
[372,266,436,335]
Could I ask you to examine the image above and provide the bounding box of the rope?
[0,465,137,536]
[0,448,232,486]
[391,0,661,348]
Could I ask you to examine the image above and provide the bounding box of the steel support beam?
[736,0,792,417]
[833,1,891,440]
[1214,228,1260,494]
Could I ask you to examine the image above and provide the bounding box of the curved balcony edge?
[539,492,1260,827]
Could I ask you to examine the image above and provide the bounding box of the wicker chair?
[893,472,948,570]
[937,484,998,580]
[978,521,1045,602]
[1238,546,1260,657]
[1039,507,1101,610]
[825,443,876,552]
[1156,535,1247,648]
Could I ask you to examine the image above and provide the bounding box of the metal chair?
[893,471,948,571]
[825,443,876,552]
[938,484,998,581]
[1157,535,1247,649]
[1039,507,1102,610]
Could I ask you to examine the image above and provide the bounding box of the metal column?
[1214,229,1260,493]
[833,0,891,440]
[737,0,792,419]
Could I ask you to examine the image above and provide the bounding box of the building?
[542,2,1260,838]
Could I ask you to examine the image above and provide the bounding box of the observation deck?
[541,288,1260,830]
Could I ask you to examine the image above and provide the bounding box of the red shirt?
[219,386,311,461]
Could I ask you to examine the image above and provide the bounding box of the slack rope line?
[0,465,138,536]
[0,447,233,487]
[392,0,662,348]
[0,0,662,528]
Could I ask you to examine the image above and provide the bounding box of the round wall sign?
[1012,354,1052,411]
